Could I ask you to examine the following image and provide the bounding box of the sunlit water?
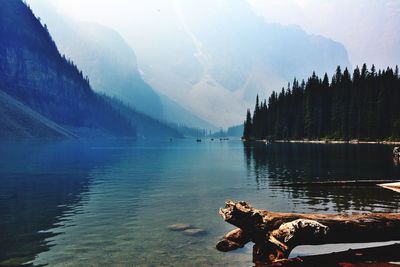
[0,139,399,266]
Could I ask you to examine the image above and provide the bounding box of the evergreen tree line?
[243,64,400,141]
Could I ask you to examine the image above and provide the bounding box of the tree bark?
[216,201,400,264]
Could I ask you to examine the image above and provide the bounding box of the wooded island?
[243,65,400,142]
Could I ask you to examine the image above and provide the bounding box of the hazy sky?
[27,0,400,127]
[249,0,400,69]
[46,0,399,70]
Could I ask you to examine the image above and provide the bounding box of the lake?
[0,139,399,266]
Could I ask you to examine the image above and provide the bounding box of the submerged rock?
[167,223,193,231]
[183,228,207,236]
[167,223,207,236]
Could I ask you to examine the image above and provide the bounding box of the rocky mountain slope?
[0,0,183,139]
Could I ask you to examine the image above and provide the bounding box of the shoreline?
[274,140,400,145]
[244,139,400,145]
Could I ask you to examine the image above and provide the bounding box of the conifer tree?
[243,64,400,141]
[243,109,253,140]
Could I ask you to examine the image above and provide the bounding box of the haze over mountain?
[25,0,214,130]
[34,0,353,127]
[249,0,400,70]
[0,0,183,139]
[169,0,351,126]
[55,21,165,120]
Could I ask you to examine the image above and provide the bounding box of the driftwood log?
[284,180,399,187]
[216,201,400,265]
[259,244,400,267]
[379,182,400,193]
[281,179,400,193]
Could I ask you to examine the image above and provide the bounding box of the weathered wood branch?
[283,180,399,187]
[216,201,400,264]
[379,182,400,193]
[258,244,400,267]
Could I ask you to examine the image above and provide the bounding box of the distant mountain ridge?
[56,21,215,130]
[24,0,352,128]
[50,20,165,120]
[0,0,182,139]
[115,0,351,127]
[25,0,216,129]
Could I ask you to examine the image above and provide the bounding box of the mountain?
[225,125,244,137]
[24,0,215,129]
[103,96,183,139]
[48,20,164,120]
[0,90,76,138]
[0,0,183,139]
[0,0,136,137]
[211,124,244,138]
[159,94,215,130]
[55,21,216,129]
[25,0,352,127]
[105,0,352,127]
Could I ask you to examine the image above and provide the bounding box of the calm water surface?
[0,139,399,266]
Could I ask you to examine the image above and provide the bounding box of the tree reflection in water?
[243,142,400,213]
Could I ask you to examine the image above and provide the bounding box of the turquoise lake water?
[0,139,399,266]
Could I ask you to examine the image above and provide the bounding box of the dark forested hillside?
[48,20,165,120]
[103,96,183,139]
[0,0,134,137]
[0,0,183,139]
[243,64,400,141]
[0,90,77,138]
